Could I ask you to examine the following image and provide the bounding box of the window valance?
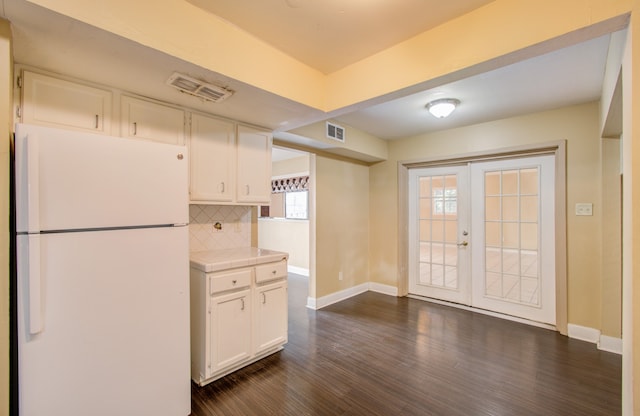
[271,176,309,193]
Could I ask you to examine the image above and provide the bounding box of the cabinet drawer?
[210,269,252,295]
[255,260,287,284]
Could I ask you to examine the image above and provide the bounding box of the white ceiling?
[335,34,612,139]
[0,0,621,148]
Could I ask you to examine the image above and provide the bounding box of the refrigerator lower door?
[17,226,190,416]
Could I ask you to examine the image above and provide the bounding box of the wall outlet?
[212,221,224,232]
[338,271,343,281]
[575,203,593,216]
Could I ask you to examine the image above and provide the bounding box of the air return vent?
[326,121,345,142]
[166,72,234,103]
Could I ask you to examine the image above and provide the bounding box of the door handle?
[457,241,468,247]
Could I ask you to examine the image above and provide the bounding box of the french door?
[408,155,556,325]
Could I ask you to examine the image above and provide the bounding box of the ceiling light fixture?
[426,98,460,118]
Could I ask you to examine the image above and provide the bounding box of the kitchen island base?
[189,248,288,386]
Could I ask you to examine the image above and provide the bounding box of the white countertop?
[190,247,289,273]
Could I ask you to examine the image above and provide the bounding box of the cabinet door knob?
[232,279,237,285]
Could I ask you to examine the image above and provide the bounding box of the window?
[285,191,308,219]
[259,175,309,220]
[433,188,457,215]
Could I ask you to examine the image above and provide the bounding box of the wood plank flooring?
[190,274,621,416]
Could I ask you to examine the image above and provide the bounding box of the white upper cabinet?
[189,114,236,203]
[189,120,272,205]
[120,95,185,145]
[20,70,112,134]
[236,125,272,204]
[17,69,273,206]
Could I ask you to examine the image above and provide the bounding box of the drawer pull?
[272,270,276,274]
[232,280,237,285]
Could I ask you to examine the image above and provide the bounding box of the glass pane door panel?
[409,167,468,303]
[481,168,541,307]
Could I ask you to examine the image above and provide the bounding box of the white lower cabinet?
[210,289,252,373]
[190,259,288,386]
[254,280,288,355]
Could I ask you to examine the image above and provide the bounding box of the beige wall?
[601,138,622,338]
[314,156,369,298]
[258,219,309,271]
[621,16,639,415]
[272,154,310,177]
[369,102,605,330]
[0,18,10,416]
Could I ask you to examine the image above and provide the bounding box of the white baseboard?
[307,283,369,310]
[369,282,398,296]
[599,335,623,354]
[306,282,397,310]
[567,324,622,354]
[567,324,601,343]
[288,265,309,277]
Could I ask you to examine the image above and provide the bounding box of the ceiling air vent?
[326,121,345,142]
[166,72,234,103]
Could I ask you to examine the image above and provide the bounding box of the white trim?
[409,295,556,331]
[306,296,317,310]
[307,283,369,310]
[599,335,623,355]
[270,171,310,180]
[288,265,309,277]
[567,324,623,355]
[306,282,397,310]
[369,282,398,296]
[567,323,601,343]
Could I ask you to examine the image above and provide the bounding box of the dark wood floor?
[190,274,621,416]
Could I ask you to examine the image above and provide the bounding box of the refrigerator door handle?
[26,134,41,232]
[25,235,44,334]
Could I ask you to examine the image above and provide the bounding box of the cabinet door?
[209,289,252,376]
[121,96,185,145]
[254,280,288,355]
[189,114,235,203]
[236,125,272,204]
[21,71,112,134]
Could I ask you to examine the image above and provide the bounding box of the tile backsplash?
[189,205,252,252]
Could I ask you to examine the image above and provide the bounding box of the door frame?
[397,141,567,334]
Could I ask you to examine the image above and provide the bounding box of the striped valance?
[271,176,309,193]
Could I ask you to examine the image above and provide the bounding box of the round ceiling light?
[426,98,460,118]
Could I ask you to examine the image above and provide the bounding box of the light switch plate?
[575,203,593,216]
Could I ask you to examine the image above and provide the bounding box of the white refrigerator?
[14,123,191,416]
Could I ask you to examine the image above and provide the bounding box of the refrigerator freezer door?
[17,226,191,416]
[15,123,188,233]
